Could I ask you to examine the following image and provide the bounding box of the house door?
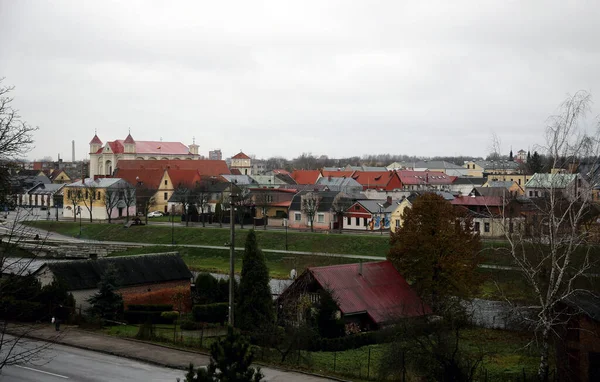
[118,207,123,217]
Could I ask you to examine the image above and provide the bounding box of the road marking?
[15,365,69,379]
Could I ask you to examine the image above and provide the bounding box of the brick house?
[34,253,192,312]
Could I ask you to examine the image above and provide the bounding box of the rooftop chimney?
[386,196,392,205]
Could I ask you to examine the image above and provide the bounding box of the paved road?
[1,339,184,381]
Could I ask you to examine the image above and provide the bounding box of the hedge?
[124,310,174,324]
[127,304,173,312]
[0,298,45,322]
[309,331,381,352]
[192,303,229,324]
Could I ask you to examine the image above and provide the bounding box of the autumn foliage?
[124,287,192,313]
[388,193,482,310]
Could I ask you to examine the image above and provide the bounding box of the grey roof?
[451,177,487,185]
[525,173,577,189]
[45,253,192,290]
[28,183,66,195]
[474,160,520,171]
[279,184,328,192]
[289,190,342,212]
[473,187,511,197]
[391,160,464,170]
[66,177,126,188]
[2,258,65,276]
[250,174,294,186]
[356,199,397,213]
[562,291,600,322]
[316,176,363,192]
[485,181,517,189]
[221,174,257,185]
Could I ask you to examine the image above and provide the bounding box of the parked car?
[147,211,164,218]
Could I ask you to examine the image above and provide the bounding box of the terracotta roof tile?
[290,170,321,185]
[232,152,251,159]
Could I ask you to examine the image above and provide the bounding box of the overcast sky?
[1,1,599,162]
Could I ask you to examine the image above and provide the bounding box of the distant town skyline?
[1,1,599,161]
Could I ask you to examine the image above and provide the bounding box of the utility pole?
[228,182,235,327]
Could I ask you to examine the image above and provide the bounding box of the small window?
[317,213,325,223]
[484,222,490,233]
[354,205,360,210]
[395,219,400,228]
[356,217,360,226]
[364,219,368,227]
[164,180,168,186]
[97,192,101,200]
[164,192,168,200]
[294,212,301,221]
[347,216,351,225]
[475,222,480,232]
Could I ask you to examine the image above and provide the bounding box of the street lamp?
[377,203,384,236]
[228,182,237,327]
[77,205,82,237]
[283,218,288,251]
[171,205,175,245]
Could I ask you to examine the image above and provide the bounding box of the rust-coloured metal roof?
[309,260,431,324]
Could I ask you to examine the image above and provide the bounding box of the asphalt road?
[1,340,184,382]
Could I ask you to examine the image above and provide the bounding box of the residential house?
[288,191,341,230]
[516,149,528,163]
[278,261,431,330]
[390,161,469,177]
[11,172,51,207]
[230,151,252,175]
[62,178,136,221]
[250,174,296,188]
[34,253,193,311]
[556,291,600,382]
[447,177,487,196]
[23,183,65,209]
[525,173,590,201]
[351,171,402,191]
[450,195,525,237]
[463,160,522,178]
[249,188,298,225]
[44,169,73,184]
[487,173,533,188]
[290,170,322,185]
[397,170,455,192]
[89,133,201,178]
[320,169,356,179]
[481,180,524,196]
[221,174,258,187]
[345,197,396,231]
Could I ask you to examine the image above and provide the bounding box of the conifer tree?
[237,230,274,332]
[87,265,123,320]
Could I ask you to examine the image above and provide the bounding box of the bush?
[0,297,44,321]
[309,331,381,352]
[192,303,229,324]
[161,311,179,322]
[124,310,174,324]
[125,287,192,312]
[127,304,173,312]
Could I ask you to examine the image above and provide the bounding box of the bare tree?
[136,186,156,225]
[103,186,120,223]
[174,183,194,227]
[193,181,211,228]
[66,187,83,222]
[499,91,600,381]
[121,183,136,222]
[0,79,38,164]
[253,190,271,230]
[301,192,321,232]
[81,181,99,222]
[234,187,252,230]
[331,193,352,233]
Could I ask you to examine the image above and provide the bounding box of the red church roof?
[89,135,103,145]
[290,170,321,185]
[95,140,191,155]
[308,261,431,324]
[124,134,135,144]
[116,160,230,177]
[232,152,251,159]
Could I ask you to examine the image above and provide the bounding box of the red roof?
[271,169,290,175]
[450,196,503,207]
[397,170,455,185]
[309,261,431,324]
[232,152,251,159]
[114,168,165,189]
[352,171,400,190]
[116,160,230,177]
[96,140,191,155]
[124,134,135,144]
[167,169,202,188]
[89,135,103,145]
[321,170,356,178]
[290,170,322,185]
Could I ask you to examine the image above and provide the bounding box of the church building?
[89,133,200,178]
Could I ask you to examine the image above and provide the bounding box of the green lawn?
[27,221,390,257]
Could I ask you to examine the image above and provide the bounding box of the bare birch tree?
[121,183,136,222]
[103,187,120,223]
[331,193,352,233]
[499,91,600,381]
[301,192,321,232]
[81,181,98,222]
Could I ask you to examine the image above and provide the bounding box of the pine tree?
[509,149,514,161]
[237,230,274,332]
[86,265,123,320]
[528,151,543,174]
[183,326,263,382]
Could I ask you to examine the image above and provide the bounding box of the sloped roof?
[114,168,165,190]
[167,169,202,188]
[89,134,103,145]
[309,261,431,323]
[562,291,600,322]
[525,173,577,189]
[473,160,520,171]
[320,170,356,178]
[290,170,322,185]
[316,176,362,191]
[115,160,230,176]
[351,171,395,187]
[123,134,135,144]
[485,181,517,189]
[394,160,464,170]
[450,195,503,207]
[354,199,397,214]
[452,177,486,185]
[44,253,192,290]
[97,140,191,155]
[289,190,341,212]
[66,178,126,188]
[473,187,511,197]
[221,174,257,185]
[232,152,251,160]
[28,183,65,195]
[397,170,455,185]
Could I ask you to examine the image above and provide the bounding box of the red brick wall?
[119,280,191,310]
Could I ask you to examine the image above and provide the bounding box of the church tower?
[189,137,199,155]
[124,132,136,154]
[89,133,102,154]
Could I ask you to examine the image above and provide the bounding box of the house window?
[518,179,521,185]
[356,217,360,226]
[347,216,351,225]
[534,191,539,197]
[364,219,368,227]
[396,219,400,228]
[266,195,273,203]
[529,191,533,197]
[97,192,101,200]
[164,180,168,186]
[354,205,360,210]
[294,212,301,221]
[317,213,325,223]
[164,192,168,200]
[475,222,480,232]
[484,222,490,233]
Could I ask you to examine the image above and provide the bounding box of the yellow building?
[464,160,522,178]
[486,174,533,188]
[482,180,525,196]
[390,197,413,233]
[63,178,136,221]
